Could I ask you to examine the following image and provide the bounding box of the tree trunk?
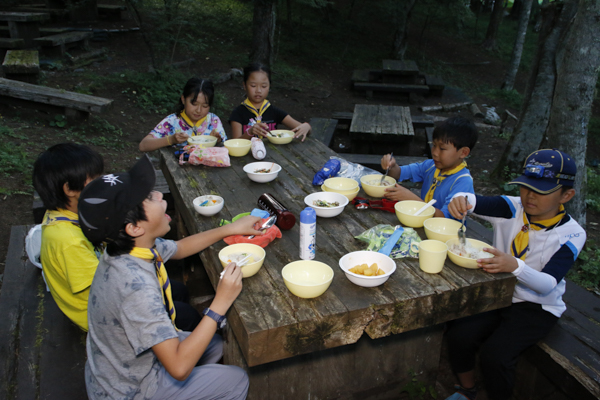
[494,1,577,177]
[542,0,600,226]
[391,0,418,60]
[501,0,534,90]
[482,0,506,50]
[250,0,277,67]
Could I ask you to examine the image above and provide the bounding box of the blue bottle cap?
[300,207,316,223]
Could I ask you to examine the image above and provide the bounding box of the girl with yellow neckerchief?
[229,63,311,141]
[139,78,227,152]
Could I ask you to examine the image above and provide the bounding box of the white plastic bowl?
[192,195,224,216]
[243,162,282,183]
[338,251,396,287]
[304,192,349,218]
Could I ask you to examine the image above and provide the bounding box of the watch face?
[218,318,227,329]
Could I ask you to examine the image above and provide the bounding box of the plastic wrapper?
[330,156,380,187]
[355,224,422,259]
[219,213,281,248]
[180,145,230,167]
[312,158,341,185]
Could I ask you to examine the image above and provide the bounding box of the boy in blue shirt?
[380,116,478,218]
[444,149,586,400]
[78,155,262,400]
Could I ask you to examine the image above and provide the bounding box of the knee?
[228,366,249,399]
[480,341,510,374]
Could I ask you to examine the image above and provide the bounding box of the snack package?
[312,158,341,185]
[251,137,266,160]
[355,224,421,258]
[180,145,230,167]
[220,214,282,248]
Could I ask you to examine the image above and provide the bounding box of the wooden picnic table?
[349,104,415,155]
[0,12,50,48]
[159,139,515,399]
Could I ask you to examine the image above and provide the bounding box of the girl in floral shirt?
[139,78,227,152]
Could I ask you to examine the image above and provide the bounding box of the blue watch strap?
[203,308,226,328]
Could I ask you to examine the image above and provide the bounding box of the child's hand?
[381,153,397,170]
[228,215,264,236]
[383,184,415,202]
[250,122,270,138]
[173,133,190,144]
[214,262,243,311]
[292,123,311,142]
[477,248,518,274]
[448,196,472,220]
[209,129,222,142]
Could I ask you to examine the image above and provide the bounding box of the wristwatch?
[203,308,227,329]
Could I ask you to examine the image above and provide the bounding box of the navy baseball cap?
[509,149,576,194]
[78,155,156,245]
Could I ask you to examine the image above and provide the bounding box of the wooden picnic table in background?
[0,11,50,48]
[349,104,415,155]
[159,139,515,399]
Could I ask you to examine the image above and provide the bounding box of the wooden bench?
[34,31,93,57]
[0,11,50,47]
[353,82,430,99]
[0,77,112,119]
[0,37,25,49]
[0,225,87,399]
[2,50,39,83]
[425,74,445,95]
[309,117,337,147]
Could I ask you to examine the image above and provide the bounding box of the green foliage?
[588,116,600,147]
[485,88,523,110]
[568,240,600,293]
[400,370,437,399]
[586,167,600,213]
[49,115,68,128]
[501,166,520,195]
[60,117,127,149]
[0,122,33,194]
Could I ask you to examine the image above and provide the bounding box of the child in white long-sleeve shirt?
[444,149,586,400]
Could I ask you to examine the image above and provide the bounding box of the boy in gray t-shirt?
[79,155,262,400]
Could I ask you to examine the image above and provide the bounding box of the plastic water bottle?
[299,207,316,260]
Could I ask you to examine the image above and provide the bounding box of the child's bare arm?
[153,262,243,380]
[231,121,244,138]
[448,196,473,220]
[380,154,401,180]
[282,115,311,141]
[139,133,189,152]
[172,215,263,259]
[383,184,420,202]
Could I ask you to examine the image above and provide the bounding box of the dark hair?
[432,115,478,151]
[33,143,104,211]
[243,63,271,84]
[177,77,214,114]
[105,201,148,256]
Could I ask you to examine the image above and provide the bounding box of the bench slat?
[34,31,93,47]
[0,77,112,113]
[354,82,430,94]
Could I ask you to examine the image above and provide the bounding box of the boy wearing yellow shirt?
[33,143,104,331]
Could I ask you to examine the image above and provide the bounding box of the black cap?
[78,155,156,244]
[509,149,576,194]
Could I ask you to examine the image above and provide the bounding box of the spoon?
[248,214,277,239]
[380,152,394,186]
[458,196,469,247]
[378,225,404,256]
[414,199,437,216]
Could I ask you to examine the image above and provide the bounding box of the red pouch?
[223,220,282,248]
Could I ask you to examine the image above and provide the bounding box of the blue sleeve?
[473,195,514,218]
[439,174,474,219]
[399,160,432,183]
[541,243,577,283]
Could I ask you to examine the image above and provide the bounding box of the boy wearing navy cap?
[78,155,262,400]
[443,149,586,400]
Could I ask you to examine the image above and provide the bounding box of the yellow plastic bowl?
[266,130,294,144]
[218,243,266,278]
[360,174,397,198]
[446,238,495,269]
[321,184,359,201]
[424,218,465,242]
[395,200,435,228]
[224,139,251,157]
[323,177,359,194]
[282,260,334,298]
[188,135,217,148]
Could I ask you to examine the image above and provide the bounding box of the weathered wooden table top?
[159,139,515,367]
[349,104,415,136]
[0,11,50,22]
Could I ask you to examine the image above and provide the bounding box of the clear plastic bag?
[330,156,381,187]
[355,224,422,259]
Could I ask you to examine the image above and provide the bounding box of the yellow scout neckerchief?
[511,204,566,260]
[181,111,208,136]
[242,98,270,123]
[42,208,79,226]
[424,161,468,203]
[129,247,178,329]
